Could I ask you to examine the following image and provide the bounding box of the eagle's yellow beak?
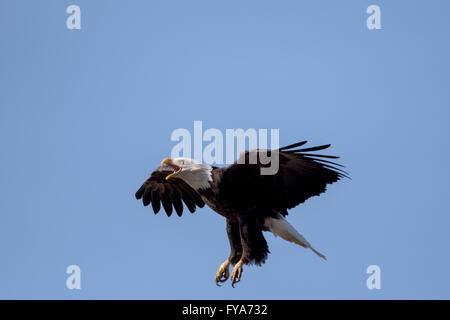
[161,158,172,167]
[161,158,181,180]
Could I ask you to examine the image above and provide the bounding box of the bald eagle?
[135,141,348,287]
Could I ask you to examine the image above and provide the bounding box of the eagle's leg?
[230,259,244,287]
[215,219,242,286]
[231,211,270,287]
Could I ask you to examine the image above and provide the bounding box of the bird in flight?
[135,141,348,287]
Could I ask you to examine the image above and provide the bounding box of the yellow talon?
[230,260,244,288]
[215,260,230,286]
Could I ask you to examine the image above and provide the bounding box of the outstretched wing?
[222,141,348,215]
[135,167,205,217]
[267,141,348,212]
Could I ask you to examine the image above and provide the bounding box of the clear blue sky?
[1,0,449,299]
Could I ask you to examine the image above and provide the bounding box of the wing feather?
[135,167,205,216]
[223,141,348,215]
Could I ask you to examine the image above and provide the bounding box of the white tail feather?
[264,215,326,260]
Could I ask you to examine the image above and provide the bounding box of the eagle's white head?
[161,157,213,191]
